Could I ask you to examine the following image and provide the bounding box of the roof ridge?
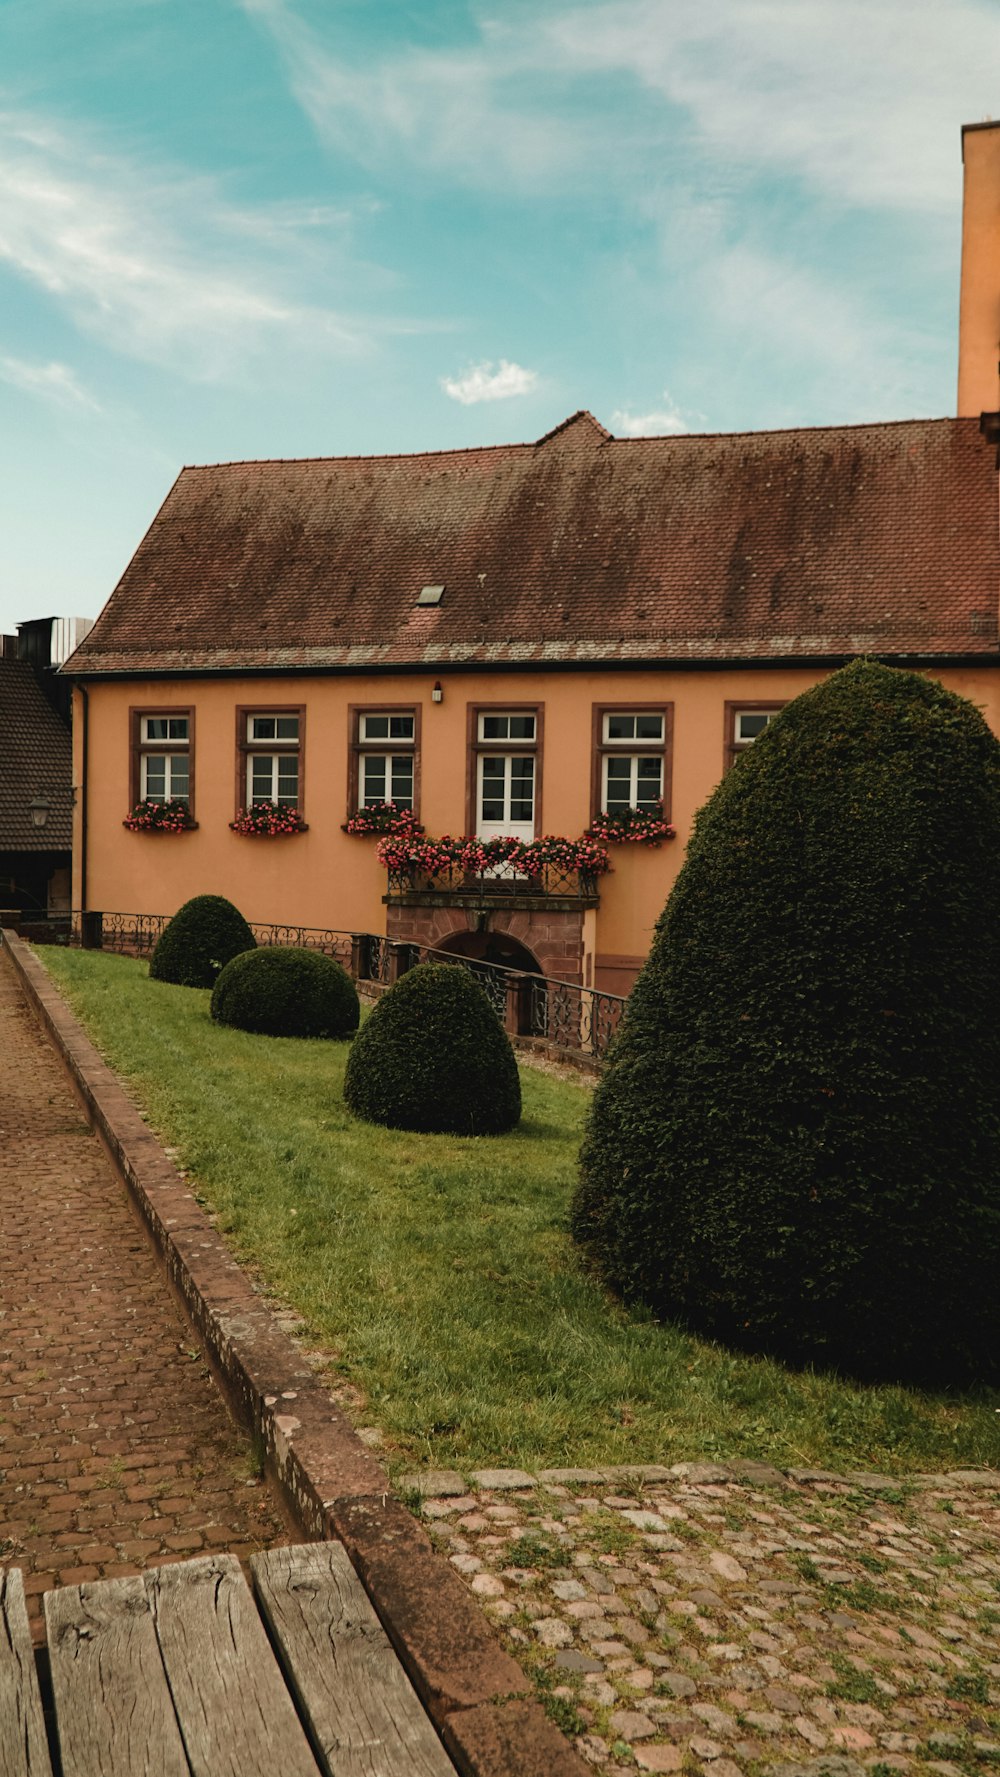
[179,413,973,477]
[535,410,614,446]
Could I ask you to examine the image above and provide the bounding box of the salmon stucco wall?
[73,663,1000,990]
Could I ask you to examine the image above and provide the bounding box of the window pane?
[388,715,415,741]
[635,714,663,740]
[250,715,277,742]
[479,712,535,743]
[606,757,632,785]
[277,760,299,803]
[605,714,636,741]
[142,716,189,743]
[275,716,299,741]
[362,756,387,803]
[388,755,414,806]
[735,712,777,745]
[480,756,505,821]
[637,756,662,787]
[361,714,390,741]
[167,758,190,800]
[143,756,166,798]
[251,757,274,801]
[510,757,534,822]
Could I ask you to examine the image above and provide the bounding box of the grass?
[39,947,1000,1477]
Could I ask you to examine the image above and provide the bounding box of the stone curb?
[3,934,592,1777]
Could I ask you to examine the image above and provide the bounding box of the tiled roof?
[0,661,72,850]
[67,412,1000,676]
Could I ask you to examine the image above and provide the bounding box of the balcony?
[384,858,601,911]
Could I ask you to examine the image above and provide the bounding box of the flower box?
[230,801,308,837]
[342,802,424,837]
[586,801,676,847]
[123,799,198,833]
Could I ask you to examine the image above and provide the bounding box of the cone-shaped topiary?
[572,661,1000,1387]
[149,894,256,989]
[344,962,521,1134]
[210,946,360,1038]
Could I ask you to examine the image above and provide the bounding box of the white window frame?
[597,709,668,816]
[725,703,785,769]
[137,712,191,804]
[244,710,301,807]
[355,710,417,811]
[474,709,538,841]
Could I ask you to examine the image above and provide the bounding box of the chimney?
[958,122,1000,416]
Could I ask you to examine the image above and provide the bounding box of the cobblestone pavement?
[401,1460,1000,1777]
[0,954,290,1642]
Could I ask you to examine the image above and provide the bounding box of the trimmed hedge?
[343,962,521,1134]
[149,895,256,989]
[210,946,359,1039]
[572,661,1000,1387]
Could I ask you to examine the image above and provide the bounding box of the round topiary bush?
[210,946,360,1038]
[149,894,256,989]
[343,962,521,1134]
[572,660,1000,1386]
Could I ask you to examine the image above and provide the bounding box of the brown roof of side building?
[0,660,72,849]
[65,411,1000,677]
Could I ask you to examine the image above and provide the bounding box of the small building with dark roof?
[0,646,73,928]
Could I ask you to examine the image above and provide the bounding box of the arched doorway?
[434,929,542,974]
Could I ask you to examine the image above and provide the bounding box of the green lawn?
[39,947,1000,1477]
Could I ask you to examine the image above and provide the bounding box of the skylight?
[416,584,445,606]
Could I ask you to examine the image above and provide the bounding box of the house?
[0,620,83,930]
[63,123,1000,994]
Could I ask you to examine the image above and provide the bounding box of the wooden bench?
[1,1546,456,1777]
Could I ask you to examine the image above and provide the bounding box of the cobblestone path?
[0,952,290,1641]
[404,1460,1000,1777]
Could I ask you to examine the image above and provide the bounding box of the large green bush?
[344,962,521,1134]
[210,946,359,1038]
[149,894,256,989]
[572,661,1000,1386]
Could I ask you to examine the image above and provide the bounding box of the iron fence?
[68,912,627,1062]
[251,922,353,968]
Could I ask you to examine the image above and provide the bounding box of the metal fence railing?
[68,912,627,1063]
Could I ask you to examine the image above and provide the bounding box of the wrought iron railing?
[251,923,353,967]
[68,913,627,1061]
[386,862,600,900]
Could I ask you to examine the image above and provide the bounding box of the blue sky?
[1,0,999,633]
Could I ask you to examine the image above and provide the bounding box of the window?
[239,708,304,808]
[471,707,540,840]
[132,709,193,807]
[592,705,672,819]
[725,703,784,769]
[351,707,419,814]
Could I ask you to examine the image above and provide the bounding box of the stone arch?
[434,928,542,974]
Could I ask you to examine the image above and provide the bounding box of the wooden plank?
[144,1555,320,1777]
[0,1570,52,1777]
[252,1543,455,1777]
[44,1573,188,1777]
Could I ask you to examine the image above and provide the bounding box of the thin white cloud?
[240,0,589,191]
[0,355,100,409]
[612,391,691,436]
[441,359,539,404]
[246,0,999,217]
[0,109,372,379]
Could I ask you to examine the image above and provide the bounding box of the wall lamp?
[29,795,52,831]
[431,681,444,704]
